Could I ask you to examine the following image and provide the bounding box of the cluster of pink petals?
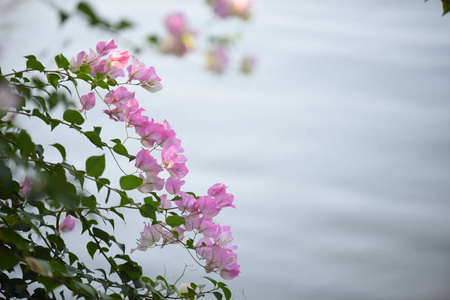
[161,13,196,57]
[70,39,163,111]
[133,183,240,279]
[206,47,229,74]
[208,0,251,20]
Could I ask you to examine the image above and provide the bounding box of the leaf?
[24,55,45,72]
[84,131,103,148]
[51,143,66,160]
[87,241,98,259]
[86,154,105,177]
[82,195,97,208]
[139,204,156,221]
[79,65,92,74]
[113,143,129,157]
[443,0,450,15]
[93,227,111,245]
[220,286,232,300]
[46,73,61,89]
[96,177,110,192]
[55,54,70,70]
[213,292,223,300]
[17,131,35,155]
[63,109,84,125]
[119,175,143,190]
[165,215,185,227]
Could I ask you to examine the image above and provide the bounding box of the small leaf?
[55,54,70,70]
[84,131,103,148]
[165,215,185,228]
[51,143,66,160]
[82,195,97,208]
[86,154,105,177]
[119,175,143,190]
[25,55,45,72]
[213,292,223,300]
[47,73,61,89]
[139,204,156,221]
[86,241,98,259]
[63,109,84,125]
[113,143,129,157]
[93,227,110,245]
[96,178,110,192]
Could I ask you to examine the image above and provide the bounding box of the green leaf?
[0,254,20,271]
[51,143,66,160]
[79,65,92,74]
[113,143,129,157]
[165,215,185,227]
[93,126,102,136]
[139,204,156,221]
[25,55,45,72]
[119,175,143,190]
[220,286,232,300]
[55,54,70,70]
[96,177,110,192]
[63,109,84,125]
[86,154,105,177]
[213,292,223,300]
[87,241,98,259]
[443,0,450,15]
[82,195,97,208]
[32,109,50,125]
[17,131,35,155]
[84,131,103,148]
[47,73,61,89]
[118,262,142,280]
[93,227,110,245]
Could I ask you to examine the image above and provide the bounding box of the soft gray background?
[1,1,450,299]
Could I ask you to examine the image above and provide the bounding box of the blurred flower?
[161,13,196,57]
[60,215,76,233]
[206,47,229,74]
[240,55,257,74]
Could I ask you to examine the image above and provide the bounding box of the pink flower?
[96,38,117,56]
[208,183,235,208]
[135,149,163,175]
[196,196,221,218]
[19,177,31,197]
[165,177,185,195]
[161,227,185,247]
[127,56,163,93]
[79,92,96,112]
[60,215,76,233]
[158,194,172,209]
[138,173,165,193]
[230,0,251,19]
[69,50,101,72]
[206,47,229,74]
[131,223,164,253]
[162,145,188,179]
[104,87,135,106]
[109,50,130,69]
[165,13,187,37]
[174,192,197,214]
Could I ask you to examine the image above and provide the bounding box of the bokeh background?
[1,1,450,299]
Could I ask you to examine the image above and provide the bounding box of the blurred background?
[1,0,450,299]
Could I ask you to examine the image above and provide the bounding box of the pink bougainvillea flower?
[104,86,135,106]
[138,173,165,193]
[19,177,31,197]
[208,183,235,208]
[161,227,185,247]
[158,194,172,209]
[161,144,188,179]
[174,192,197,214]
[60,215,76,233]
[69,49,101,72]
[96,38,117,56]
[230,0,251,19]
[165,177,185,195]
[131,223,164,253]
[196,196,221,218]
[165,13,187,37]
[79,92,96,112]
[135,149,163,175]
[109,49,130,69]
[206,47,229,74]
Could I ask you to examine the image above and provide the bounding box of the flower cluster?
[161,13,196,57]
[70,39,240,280]
[133,183,240,280]
[207,0,251,20]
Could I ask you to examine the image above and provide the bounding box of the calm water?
[1,1,450,299]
